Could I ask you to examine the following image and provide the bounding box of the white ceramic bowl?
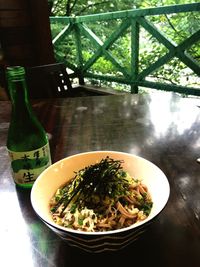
[31,151,170,253]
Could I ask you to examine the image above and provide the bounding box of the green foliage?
[49,0,199,16]
[49,0,200,90]
[49,0,140,16]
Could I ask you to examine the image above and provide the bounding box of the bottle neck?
[9,79,30,109]
[7,68,32,115]
[6,66,49,153]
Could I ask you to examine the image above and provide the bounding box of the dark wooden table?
[0,92,200,267]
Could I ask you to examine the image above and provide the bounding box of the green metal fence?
[50,3,200,95]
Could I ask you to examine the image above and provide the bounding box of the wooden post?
[28,0,55,65]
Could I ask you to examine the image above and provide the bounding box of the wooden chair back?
[25,63,73,98]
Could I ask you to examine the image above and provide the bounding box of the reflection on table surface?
[0,91,200,267]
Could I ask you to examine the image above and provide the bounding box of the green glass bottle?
[6,66,51,189]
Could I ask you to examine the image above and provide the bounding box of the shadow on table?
[55,226,164,267]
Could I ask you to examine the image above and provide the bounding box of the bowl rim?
[31,150,170,236]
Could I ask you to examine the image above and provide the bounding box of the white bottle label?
[8,143,51,185]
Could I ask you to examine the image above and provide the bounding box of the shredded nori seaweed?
[57,156,130,215]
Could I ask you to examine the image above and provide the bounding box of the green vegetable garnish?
[57,157,131,215]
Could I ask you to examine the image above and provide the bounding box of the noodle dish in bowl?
[31,151,170,253]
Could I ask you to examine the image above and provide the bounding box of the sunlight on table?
[0,192,34,267]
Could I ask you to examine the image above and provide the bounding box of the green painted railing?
[50,3,200,95]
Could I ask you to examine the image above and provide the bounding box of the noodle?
[49,157,153,232]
